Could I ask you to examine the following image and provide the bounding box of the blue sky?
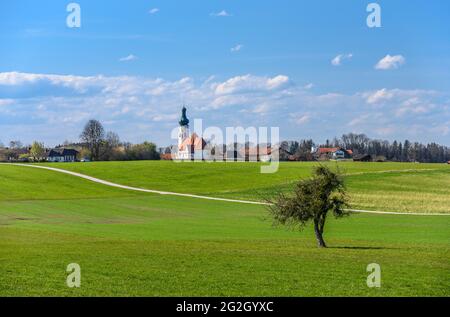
[1,0,449,146]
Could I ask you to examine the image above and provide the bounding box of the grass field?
[0,162,449,296]
[42,161,450,213]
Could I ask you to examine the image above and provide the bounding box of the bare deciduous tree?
[80,119,105,161]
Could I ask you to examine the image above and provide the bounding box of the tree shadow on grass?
[329,246,397,250]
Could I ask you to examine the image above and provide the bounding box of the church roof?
[179,106,190,126]
[179,133,207,151]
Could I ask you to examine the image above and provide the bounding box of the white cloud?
[1,71,448,146]
[331,53,353,66]
[365,88,437,106]
[366,88,394,104]
[0,71,101,93]
[214,74,290,95]
[375,54,405,70]
[267,75,290,89]
[396,105,429,117]
[431,121,450,136]
[290,113,311,125]
[149,8,159,14]
[146,77,194,96]
[231,44,243,53]
[348,114,370,127]
[209,95,242,109]
[152,113,178,122]
[0,99,14,106]
[251,103,272,114]
[211,10,232,17]
[119,54,138,62]
[0,71,59,86]
[395,97,434,117]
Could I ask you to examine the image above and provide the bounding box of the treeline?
[331,133,450,163]
[283,133,450,163]
[0,140,29,161]
[279,139,315,161]
[1,127,449,163]
[79,119,160,161]
[0,119,160,162]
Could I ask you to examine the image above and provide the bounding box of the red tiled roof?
[179,133,207,151]
[240,147,272,156]
[317,147,340,154]
[160,153,173,160]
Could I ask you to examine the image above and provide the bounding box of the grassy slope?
[0,164,449,296]
[0,164,142,201]
[41,161,450,213]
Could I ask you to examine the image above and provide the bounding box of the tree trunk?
[314,219,327,248]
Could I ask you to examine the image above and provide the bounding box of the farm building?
[353,154,372,162]
[240,146,272,162]
[47,148,79,162]
[314,147,353,160]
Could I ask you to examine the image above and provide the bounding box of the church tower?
[178,106,190,149]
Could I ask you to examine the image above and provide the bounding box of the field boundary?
[8,163,450,216]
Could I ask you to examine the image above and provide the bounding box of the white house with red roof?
[314,147,353,160]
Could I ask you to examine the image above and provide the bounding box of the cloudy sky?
[1,0,449,147]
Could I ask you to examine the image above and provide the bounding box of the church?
[176,107,209,161]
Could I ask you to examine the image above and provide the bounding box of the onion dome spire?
[179,106,190,126]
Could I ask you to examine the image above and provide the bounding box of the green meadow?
[45,161,450,213]
[0,162,449,296]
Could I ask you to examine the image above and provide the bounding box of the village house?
[314,147,353,160]
[47,148,79,162]
[240,146,273,162]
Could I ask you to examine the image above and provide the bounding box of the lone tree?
[30,141,46,162]
[80,119,105,161]
[268,165,350,248]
